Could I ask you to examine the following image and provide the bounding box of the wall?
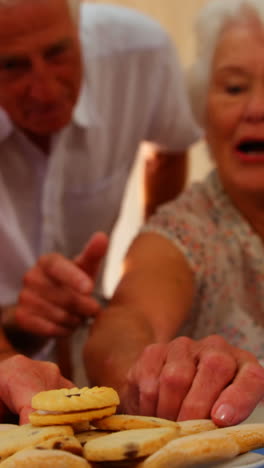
[85,0,212,294]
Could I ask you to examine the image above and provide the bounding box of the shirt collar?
[72,77,102,128]
[0,108,13,143]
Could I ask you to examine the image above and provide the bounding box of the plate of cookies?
[0,385,263,467]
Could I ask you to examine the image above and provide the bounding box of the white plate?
[215,452,264,468]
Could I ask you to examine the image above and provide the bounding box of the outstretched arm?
[84,232,264,426]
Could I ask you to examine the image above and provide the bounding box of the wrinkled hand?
[0,354,73,424]
[121,335,264,426]
[15,232,108,337]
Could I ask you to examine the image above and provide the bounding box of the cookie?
[92,414,180,431]
[83,427,178,462]
[137,429,240,468]
[177,419,217,437]
[0,425,18,434]
[29,405,117,426]
[76,430,112,447]
[29,434,83,455]
[218,423,264,453]
[29,386,119,426]
[0,423,73,461]
[0,449,91,467]
[31,386,119,412]
[138,423,264,468]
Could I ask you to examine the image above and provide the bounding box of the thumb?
[74,232,109,279]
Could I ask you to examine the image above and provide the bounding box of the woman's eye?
[225,84,246,95]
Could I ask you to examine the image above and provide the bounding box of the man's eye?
[0,59,30,71]
[44,42,71,60]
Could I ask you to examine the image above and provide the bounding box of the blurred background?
[85,0,212,294]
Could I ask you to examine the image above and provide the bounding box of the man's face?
[0,0,82,135]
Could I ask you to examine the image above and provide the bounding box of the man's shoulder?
[79,3,172,57]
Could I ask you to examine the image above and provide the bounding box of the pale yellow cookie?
[31,386,119,412]
[177,419,217,437]
[218,423,264,453]
[0,425,18,434]
[0,449,91,467]
[29,434,83,455]
[137,429,240,468]
[92,414,180,431]
[83,427,178,462]
[29,405,117,426]
[0,423,73,461]
[76,429,111,448]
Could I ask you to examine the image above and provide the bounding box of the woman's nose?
[244,88,264,123]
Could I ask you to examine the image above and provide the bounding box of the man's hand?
[121,335,264,426]
[0,354,73,424]
[15,232,108,337]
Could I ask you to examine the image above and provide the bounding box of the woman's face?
[206,21,264,200]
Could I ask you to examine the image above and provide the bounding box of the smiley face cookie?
[29,386,119,426]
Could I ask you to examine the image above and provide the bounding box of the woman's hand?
[121,335,264,426]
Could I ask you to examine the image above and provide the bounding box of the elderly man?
[0,0,199,379]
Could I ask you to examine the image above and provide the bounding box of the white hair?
[0,0,81,22]
[189,0,264,125]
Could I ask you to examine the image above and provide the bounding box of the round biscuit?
[29,405,117,426]
[31,386,119,412]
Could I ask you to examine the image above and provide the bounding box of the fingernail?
[214,404,235,424]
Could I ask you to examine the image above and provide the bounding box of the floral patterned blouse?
[143,169,264,362]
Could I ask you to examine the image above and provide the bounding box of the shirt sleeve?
[145,39,202,152]
[141,184,213,282]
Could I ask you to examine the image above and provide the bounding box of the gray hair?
[189,0,264,125]
[0,0,81,22]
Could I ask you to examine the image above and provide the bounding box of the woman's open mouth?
[235,139,264,162]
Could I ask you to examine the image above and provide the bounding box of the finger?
[74,232,108,279]
[157,337,197,420]
[38,253,93,294]
[212,360,264,426]
[70,293,101,317]
[16,306,79,337]
[177,350,237,421]
[125,344,165,416]
[138,344,167,416]
[19,375,73,425]
[23,268,80,306]
[18,289,82,328]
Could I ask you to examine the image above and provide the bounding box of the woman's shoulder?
[154,170,222,231]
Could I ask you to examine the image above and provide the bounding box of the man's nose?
[244,87,264,123]
[28,56,60,101]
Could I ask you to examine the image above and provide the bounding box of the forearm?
[143,148,188,219]
[84,306,155,393]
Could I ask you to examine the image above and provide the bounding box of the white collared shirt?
[0,3,200,305]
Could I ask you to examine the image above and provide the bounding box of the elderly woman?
[84,0,264,427]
